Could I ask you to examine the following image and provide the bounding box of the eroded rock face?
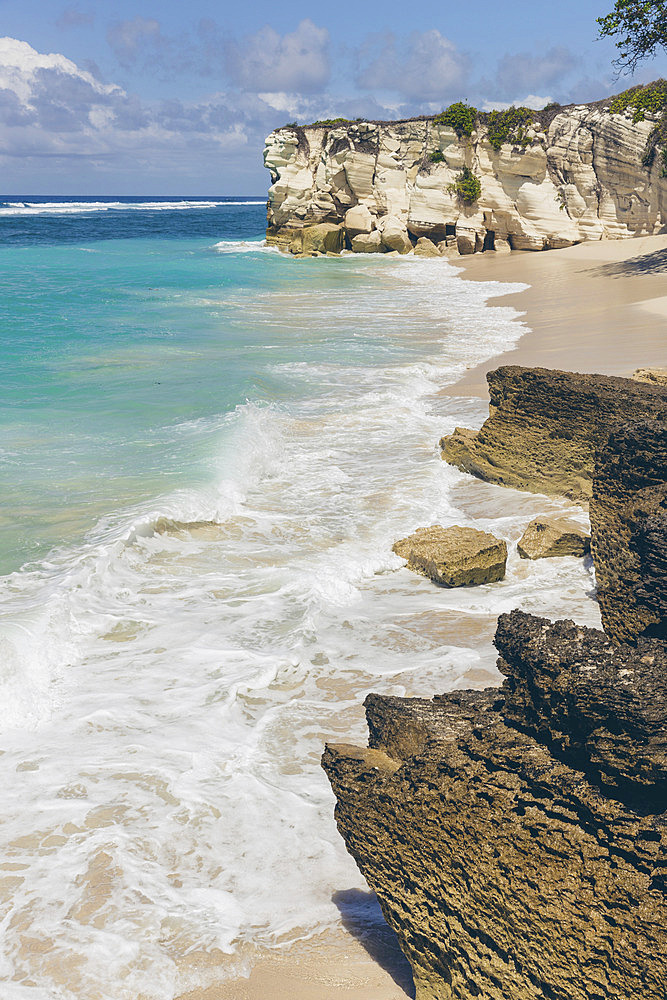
[392,524,507,586]
[264,103,667,255]
[517,515,590,559]
[591,420,667,643]
[441,365,667,501]
[322,610,667,1000]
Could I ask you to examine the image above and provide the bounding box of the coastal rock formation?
[591,420,667,643]
[322,610,667,1000]
[264,99,667,255]
[517,515,590,559]
[441,365,667,501]
[633,367,667,386]
[392,525,507,586]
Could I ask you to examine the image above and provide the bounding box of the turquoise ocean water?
[0,197,599,999]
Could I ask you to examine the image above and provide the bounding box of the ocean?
[0,196,599,998]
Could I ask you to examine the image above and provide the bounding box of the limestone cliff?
[264,97,667,255]
[323,612,667,1000]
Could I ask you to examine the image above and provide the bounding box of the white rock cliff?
[263,102,667,255]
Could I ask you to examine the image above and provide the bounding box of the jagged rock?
[392,524,507,586]
[378,215,413,254]
[413,237,441,257]
[496,610,667,797]
[264,102,667,255]
[322,610,667,1000]
[633,367,667,386]
[591,420,667,643]
[350,231,384,253]
[441,365,667,502]
[301,223,344,255]
[517,515,590,559]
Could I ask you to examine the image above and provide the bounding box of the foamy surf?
[0,245,599,999]
[0,199,265,216]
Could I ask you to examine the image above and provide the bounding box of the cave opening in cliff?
[483,230,496,251]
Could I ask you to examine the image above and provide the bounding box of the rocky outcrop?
[264,99,667,255]
[441,365,667,502]
[322,610,667,1000]
[591,420,667,643]
[633,367,667,386]
[517,515,590,559]
[392,525,507,586]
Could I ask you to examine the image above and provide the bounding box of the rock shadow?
[332,888,415,998]
[587,246,667,278]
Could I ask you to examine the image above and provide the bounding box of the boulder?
[517,515,590,559]
[344,204,373,236]
[350,231,384,253]
[378,216,413,254]
[591,420,667,643]
[455,229,476,254]
[441,365,667,502]
[322,609,667,1000]
[494,236,512,253]
[413,237,441,257]
[633,367,667,386]
[392,524,507,586]
[301,223,344,255]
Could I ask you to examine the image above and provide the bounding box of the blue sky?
[1,0,666,194]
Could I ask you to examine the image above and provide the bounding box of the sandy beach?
[203,233,666,1000]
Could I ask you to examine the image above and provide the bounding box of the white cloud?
[355,30,469,102]
[0,36,119,103]
[224,19,330,93]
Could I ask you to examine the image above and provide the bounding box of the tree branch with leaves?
[598,1,667,73]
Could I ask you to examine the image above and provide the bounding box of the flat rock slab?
[517,516,590,559]
[393,524,507,587]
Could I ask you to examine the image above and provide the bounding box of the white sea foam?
[0,253,600,998]
[0,200,265,216]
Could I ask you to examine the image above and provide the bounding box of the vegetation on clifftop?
[608,80,667,175]
[487,107,535,151]
[434,102,477,138]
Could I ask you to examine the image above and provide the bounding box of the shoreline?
[441,233,667,398]
[182,232,667,999]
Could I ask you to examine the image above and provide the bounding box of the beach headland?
[209,232,667,1000]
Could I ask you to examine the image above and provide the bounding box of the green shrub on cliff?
[429,150,445,163]
[486,107,534,151]
[608,80,667,121]
[434,102,477,139]
[449,167,482,204]
[610,80,667,175]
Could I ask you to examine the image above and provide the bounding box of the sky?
[1,0,667,194]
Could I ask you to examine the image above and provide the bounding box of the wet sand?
[190,233,666,999]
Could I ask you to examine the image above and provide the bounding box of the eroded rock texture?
[264,102,667,256]
[392,525,507,586]
[322,610,667,1000]
[591,420,667,643]
[441,366,667,501]
[517,515,590,559]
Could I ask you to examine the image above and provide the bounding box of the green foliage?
[486,107,534,151]
[598,1,667,73]
[608,79,667,120]
[310,117,351,127]
[543,102,561,112]
[282,121,298,128]
[429,149,445,163]
[448,166,482,204]
[434,102,477,138]
[609,80,667,171]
